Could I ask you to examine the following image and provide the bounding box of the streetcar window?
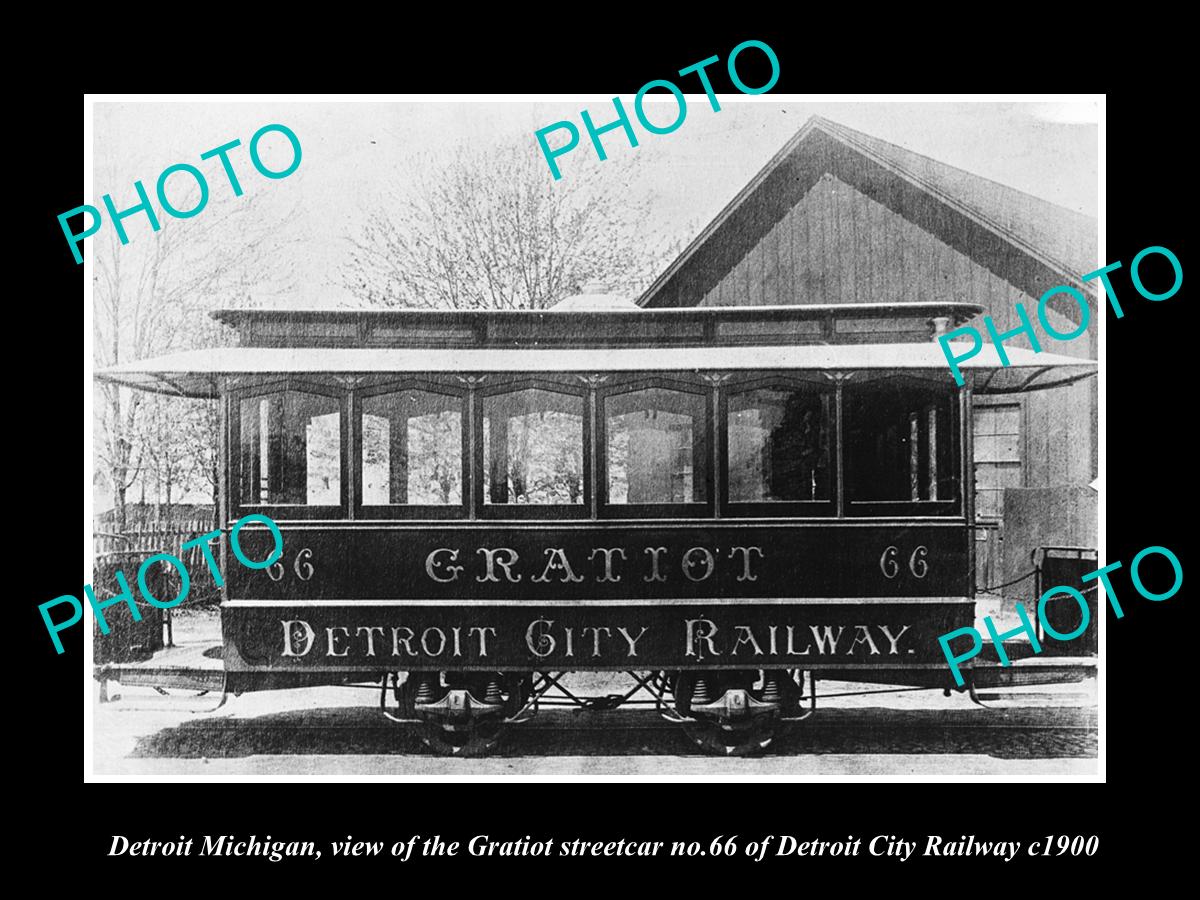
[844,383,958,509]
[728,388,832,502]
[361,390,462,506]
[482,389,584,505]
[605,388,708,504]
[239,391,342,506]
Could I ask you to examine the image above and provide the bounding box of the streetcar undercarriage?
[94,659,1092,757]
[378,669,822,756]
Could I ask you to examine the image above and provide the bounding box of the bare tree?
[341,141,683,309]
[179,393,223,533]
[93,175,299,530]
[341,139,694,517]
[136,393,195,521]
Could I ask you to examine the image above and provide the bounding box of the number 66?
[879,545,930,579]
[267,547,315,582]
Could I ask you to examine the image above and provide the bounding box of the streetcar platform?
[91,640,1097,699]
[94,640,225,700]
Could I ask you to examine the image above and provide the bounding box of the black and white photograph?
[81,95,1102,779]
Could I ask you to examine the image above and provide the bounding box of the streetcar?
[97,294,1094,754]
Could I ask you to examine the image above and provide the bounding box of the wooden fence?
[94,517,222,603]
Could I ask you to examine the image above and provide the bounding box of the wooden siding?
[1001,486,1098,588]
[698,174,1097,487]
[700,173,1093,341]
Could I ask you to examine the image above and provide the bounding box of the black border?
[26,30,1193,878]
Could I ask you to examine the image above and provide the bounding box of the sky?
[92,98,1099,309]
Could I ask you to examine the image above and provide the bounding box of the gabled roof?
[638,115,1098,324]
[819,118,1096,281]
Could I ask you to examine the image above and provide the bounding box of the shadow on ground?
[130,706,1096,760]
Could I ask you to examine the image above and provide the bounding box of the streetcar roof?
[209,302,986,350]
[96,342,1095,398]
[211,301,983,322]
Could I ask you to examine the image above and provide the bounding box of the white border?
[83,92,1105,784]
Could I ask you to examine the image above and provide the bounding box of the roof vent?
[549,281,641,312]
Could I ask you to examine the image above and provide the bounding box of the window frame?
[221,368,973,524]
[597,376,714,520]
[972,399,1024,524]
[474,377,591,520]
[230,378,349,520]
[721,374,838,518]
[353,379,469,520]
[841,374,964,518]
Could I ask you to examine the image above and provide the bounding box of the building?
[637,116,1098,599]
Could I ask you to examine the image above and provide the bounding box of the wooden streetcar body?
[224,522,970,674]
[99,300,1094,753]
